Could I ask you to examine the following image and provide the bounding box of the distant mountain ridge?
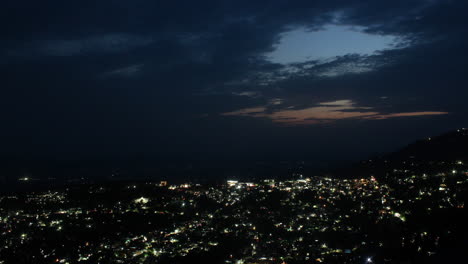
[331,128,468,178]
[386,128,468,161]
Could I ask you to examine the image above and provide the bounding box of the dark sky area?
[1,0,467,164]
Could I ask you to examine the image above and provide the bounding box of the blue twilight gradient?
[268,25,399,64]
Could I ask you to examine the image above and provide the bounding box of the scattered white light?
[134,197,149,204]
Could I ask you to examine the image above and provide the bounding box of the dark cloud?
[1,0,467,162]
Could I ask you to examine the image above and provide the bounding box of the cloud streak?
[221,99,449,125]
[101,64,144,78]
[5,34,155,59]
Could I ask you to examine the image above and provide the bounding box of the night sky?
[1,0,467,164]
